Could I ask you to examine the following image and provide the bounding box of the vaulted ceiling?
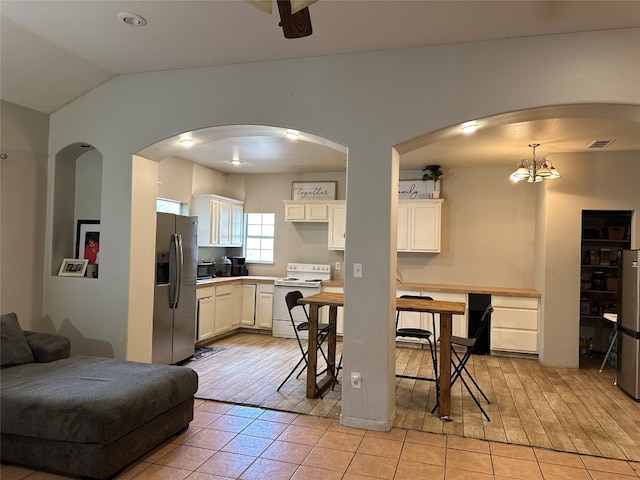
[3,1,639,172]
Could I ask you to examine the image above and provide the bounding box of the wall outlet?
[351,372,362,389]
[335,261,341,270]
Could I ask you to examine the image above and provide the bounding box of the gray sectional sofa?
[1,312,199,479]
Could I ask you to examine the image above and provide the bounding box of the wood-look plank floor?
[184,332,640,462]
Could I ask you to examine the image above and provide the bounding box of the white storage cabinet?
[397,200,442,253]
[240,284,257,326]
[284,201,329,222]
[214,283,234,335]
[328,203,346,251]
[256,284,274,329]
[328,200,442,252]
[196,286,215,341]
[490,295,539,354]
[191,195,244,247]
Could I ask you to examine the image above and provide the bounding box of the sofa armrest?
[23,331,71,363]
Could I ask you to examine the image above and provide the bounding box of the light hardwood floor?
[186,332,640,462]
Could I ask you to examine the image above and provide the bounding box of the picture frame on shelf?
[398,180,431,200]
[291,181,337,201]
[58,258,89,277]
[75,220,100,264]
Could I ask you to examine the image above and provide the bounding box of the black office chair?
[432,304,493,421]
[395,295,439,388]
[277,290,335,398]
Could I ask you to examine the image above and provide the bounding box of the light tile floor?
[2,399,640,480]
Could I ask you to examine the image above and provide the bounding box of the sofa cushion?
[1,313,35,367]
[1,355,198,444]
[23,331,71,363]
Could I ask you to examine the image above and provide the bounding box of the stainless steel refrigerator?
[617,249,640,400]
[153,213,197,364]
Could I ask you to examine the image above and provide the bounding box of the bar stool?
[599,313,618,372]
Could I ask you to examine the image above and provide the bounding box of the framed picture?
[58,258,89,277]
[291,181,337,201]
[75,220,100,264]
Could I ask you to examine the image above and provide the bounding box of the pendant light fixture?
[509,143,561,183]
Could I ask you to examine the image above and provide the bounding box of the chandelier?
[509,143,561,183]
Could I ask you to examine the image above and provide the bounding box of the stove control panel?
[285,263,332,280]
[286,263,331,274]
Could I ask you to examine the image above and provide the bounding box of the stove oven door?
[272,284,320,339]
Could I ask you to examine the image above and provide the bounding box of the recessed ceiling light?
[228,160,245,166]
[179,138,194,147]
[461,122,478,134]
[117,12,147,27]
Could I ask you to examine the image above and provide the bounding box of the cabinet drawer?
[492,295,538,309]
[196,286,215,299]
[216,284,234,296]
[491,329,538,353]
[492,307,538,330]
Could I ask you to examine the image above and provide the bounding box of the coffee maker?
[230,257,248,276]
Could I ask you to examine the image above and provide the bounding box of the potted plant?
[421,164,443,198]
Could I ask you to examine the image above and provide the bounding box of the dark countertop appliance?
[197,262,215,279]
[217,256,232,277]
[231,257,248,276]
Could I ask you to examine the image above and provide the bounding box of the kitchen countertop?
[197,276,280,287]
[322,280,541,298]
[198,276,540,297]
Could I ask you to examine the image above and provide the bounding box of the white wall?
[0,101,49,330]
[541,151,640,366]
[43,28,640,430]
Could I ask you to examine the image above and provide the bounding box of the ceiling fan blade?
[290,0,318,15]
[246,0,273,14]
[277,0,312,38]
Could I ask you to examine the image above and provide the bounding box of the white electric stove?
[272,263,331,339]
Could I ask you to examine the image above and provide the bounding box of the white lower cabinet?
[320,286,344,335]
[214,284,234,335]
[241,284,257,326]
[490,296,539,354]
[196,286,215,341]
[256,284,274,329]
[197,281,274,339]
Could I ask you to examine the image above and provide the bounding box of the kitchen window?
[156,198,188,215]
[244,213,275,263]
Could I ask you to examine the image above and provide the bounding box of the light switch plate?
[353,263,363,277]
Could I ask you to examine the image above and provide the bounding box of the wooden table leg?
[438,313,452,421]
[306,304,319,398]
[327,305,337,377]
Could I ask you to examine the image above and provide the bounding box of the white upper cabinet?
[192,195,244,247]
[328,199,442,252]
[397,200,442,253]
[284,200,330,222]
[328,203,347,250]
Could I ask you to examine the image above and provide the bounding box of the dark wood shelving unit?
[579,210,631,365]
